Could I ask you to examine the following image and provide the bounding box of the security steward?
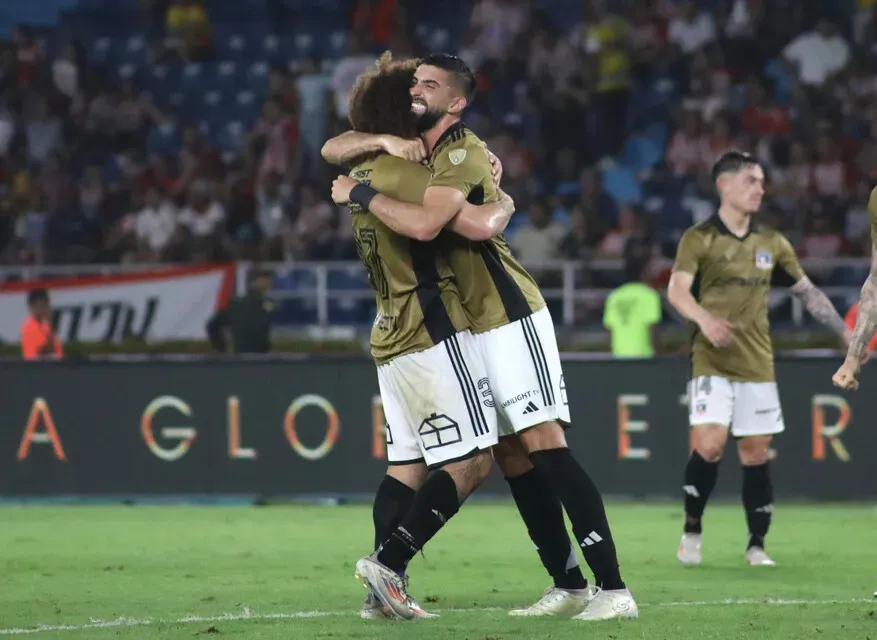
[207,267,275,354]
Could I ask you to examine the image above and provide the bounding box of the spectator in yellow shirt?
[166,0,212,61]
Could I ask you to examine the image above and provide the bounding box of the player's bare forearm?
[369,187,464,242]
[450,190,515,241]
[320,131,384,166]
[791,277,847,337]
[846,267,877,364]
[667,273,709,325]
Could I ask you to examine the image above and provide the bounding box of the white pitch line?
[0,599,872,636]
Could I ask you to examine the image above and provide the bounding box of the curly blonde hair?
[347,51,419,140]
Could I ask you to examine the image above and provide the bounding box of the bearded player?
[832,187,877,391]
[338,52,590,621]
[326,53,636,621]
[668,152,850,567]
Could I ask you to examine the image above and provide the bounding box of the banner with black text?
[0,265,235,343]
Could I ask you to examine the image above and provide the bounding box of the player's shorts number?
[354,228,389,300]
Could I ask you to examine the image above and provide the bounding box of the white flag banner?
[0,265,235,343]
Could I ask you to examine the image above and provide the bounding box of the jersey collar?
[709,213,758,242]
[430,120,466,160]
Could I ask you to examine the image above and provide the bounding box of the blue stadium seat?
[619,135,662,173]
[601,167,642,205]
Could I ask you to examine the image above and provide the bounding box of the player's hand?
[697,314,735,348]
[331,175,358,204]
[380,135,427,163]
[832,358,860,391]
[487,149,503,187]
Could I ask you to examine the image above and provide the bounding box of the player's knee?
[492,436,533,477]
[443,451,492,498]
[738,436,771,465]
[386,462,428,490]
[519,421,567,453]
[693,425,728,462]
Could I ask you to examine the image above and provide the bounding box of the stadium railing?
[0,258,869,328]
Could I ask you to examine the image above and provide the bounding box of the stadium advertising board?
[0,357,870,500]
[0,265,235,343]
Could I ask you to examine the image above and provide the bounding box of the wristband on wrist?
[350,183,378,210]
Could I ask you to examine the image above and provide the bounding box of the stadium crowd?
[0,0,874,276]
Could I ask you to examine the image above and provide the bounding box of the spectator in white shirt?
[508,200,567,283]
[178,182,225,238]
[330,34,377,120]
[136,187,178,258]
[782,20,850,88]
[51,44,79,98]
[668,0,717,55]
[467,0,529,62]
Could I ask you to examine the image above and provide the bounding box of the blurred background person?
[21,288,63,360]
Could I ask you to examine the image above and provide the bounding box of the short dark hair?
[419,53,477,104]
[347,52,420,140]
[711,151,762,182]
[27,289,49,305]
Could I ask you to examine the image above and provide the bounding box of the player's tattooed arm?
[790,276,848,337]
[321,132,427,166]
[844,252,877,364]
[451,188,515,241]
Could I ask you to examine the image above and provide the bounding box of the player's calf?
[523,422,627,593]
[682,425,727,536]
[375,452,492,575]
[494,436,587,595]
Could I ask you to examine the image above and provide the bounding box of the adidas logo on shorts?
[522,401,539,415]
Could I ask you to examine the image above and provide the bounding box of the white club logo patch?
[755,250,773,270]
[449,149,467,165]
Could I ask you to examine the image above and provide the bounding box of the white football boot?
[745,546,776,566]
[508,585,597,617]
[572,587,639,621]
[677,533,703,565]
[360,591,392,620]
[354,553,437,620]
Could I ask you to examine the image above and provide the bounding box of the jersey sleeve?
[672,228,705,275]
[395,164,430,204]
[774,232,805,284]
[428,139,489,198]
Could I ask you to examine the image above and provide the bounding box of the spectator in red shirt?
[845,302,877,353]
[21,288,63,360]
[741,80,791,137]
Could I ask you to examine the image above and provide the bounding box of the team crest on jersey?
[755,250,773,270]
[449,149,467,165]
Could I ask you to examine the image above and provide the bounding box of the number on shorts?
[696,376,712,397]
[354,228,389,300]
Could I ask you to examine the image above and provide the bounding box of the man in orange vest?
[21,288,63,360]
[844,302,877,354]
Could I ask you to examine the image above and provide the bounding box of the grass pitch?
[1,502,875,638]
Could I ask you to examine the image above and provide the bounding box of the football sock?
[683,450,719,534]
[506,469,587,590]
[529,448,624,591]
[742,462,773,549]
[372,475,416,551]
[376,470,460,573]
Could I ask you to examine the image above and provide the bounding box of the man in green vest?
[603,242,663,358]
